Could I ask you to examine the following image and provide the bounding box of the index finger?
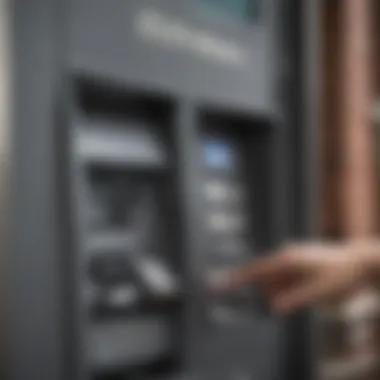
[217,254,288,291]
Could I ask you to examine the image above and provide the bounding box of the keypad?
[202,138,251,263]
[202,136,254,322]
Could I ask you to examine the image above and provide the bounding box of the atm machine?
[4,0,319,380]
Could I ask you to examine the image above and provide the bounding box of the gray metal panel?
[175,101,207,370]
[0,0,11,377]
[88,317,173,370]
[175,106,284,380]
[68,0,274,112]
[298,1,321,380]
[276,2,320,380]
[6,1,319,379]
[9,0,67,379]
[195,319,281,377]
[302,0,320,238]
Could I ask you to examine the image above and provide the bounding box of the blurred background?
[4,0,380,380]
[316,1,380,380]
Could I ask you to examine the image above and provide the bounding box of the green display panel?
[200,0,262,23]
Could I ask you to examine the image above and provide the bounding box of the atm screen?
[200,0,262,23]
[203,139,234,169]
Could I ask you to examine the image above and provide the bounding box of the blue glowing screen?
[203,139,233,169]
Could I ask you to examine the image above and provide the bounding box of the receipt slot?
[7,1,319,380]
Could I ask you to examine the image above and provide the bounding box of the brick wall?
[319,1,378,379]
[320,0,374,239]
[320,0,343,239]
[341,0,374,239]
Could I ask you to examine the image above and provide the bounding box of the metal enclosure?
[4,0,319,380]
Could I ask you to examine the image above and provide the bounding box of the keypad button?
[207,213,229,232]
[207,214,246,234]
[204,181,229,201]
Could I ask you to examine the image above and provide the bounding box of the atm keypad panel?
[201,135,256,324]
[67,77,282,380]
[202,137,251,263]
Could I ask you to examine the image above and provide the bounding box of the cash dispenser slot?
[74,123,167,168]
[196,109,281,378]
[84,168,180,376]
[70,78,182,378]
[84,167,181,318]
[73,77,174,169]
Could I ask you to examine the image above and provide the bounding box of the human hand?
[216,241,380,314]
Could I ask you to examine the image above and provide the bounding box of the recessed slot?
[81,163,182,371]
[72,77,175,169]
[85,167,162,237]
[75,77,174,128]
[83,163,181,275]
[74,125,168,169]
[83,166,180,305]
[69,77,184,377]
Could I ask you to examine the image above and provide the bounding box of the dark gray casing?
[6,0,320,379]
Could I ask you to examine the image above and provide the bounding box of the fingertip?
[209,253,288,294]
[272,297,293,315]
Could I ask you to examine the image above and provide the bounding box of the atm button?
[204,181,228,201]
[207,214,229,232]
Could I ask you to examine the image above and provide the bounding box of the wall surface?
[0,0,11,376]
[319,1,379,379]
